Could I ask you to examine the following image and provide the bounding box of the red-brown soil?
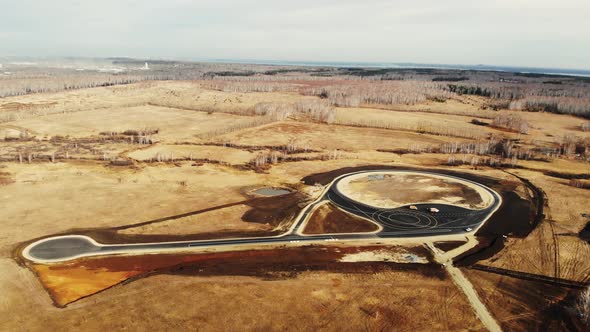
[30,245,434,307]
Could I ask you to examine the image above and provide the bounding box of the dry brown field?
[1,80,589,331]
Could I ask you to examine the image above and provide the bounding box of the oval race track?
[22,170,502,263]
[326,170,500,236]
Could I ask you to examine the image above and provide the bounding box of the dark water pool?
[253,188,292,196]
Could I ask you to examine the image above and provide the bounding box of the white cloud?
[1,0,589,68]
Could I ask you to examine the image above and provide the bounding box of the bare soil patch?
[302,202,380,234]
[337,172,492,209]
[29,245,433,307]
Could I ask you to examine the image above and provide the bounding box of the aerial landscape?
[1,1,590,331]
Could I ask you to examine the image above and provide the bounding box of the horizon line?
[2,55,590,77]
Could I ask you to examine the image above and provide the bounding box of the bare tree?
[492,114,530,134]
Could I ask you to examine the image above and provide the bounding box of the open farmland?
[6,104,268,141]
[214,121,471,151]
[1,62,590,332]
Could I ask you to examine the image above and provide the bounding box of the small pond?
[253,187,292,197]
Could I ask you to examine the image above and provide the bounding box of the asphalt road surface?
[23,170,501,263]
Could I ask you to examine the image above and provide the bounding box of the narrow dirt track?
[446,265,502,332]
[427,242,502,332]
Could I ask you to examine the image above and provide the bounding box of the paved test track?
[22,170,502,263]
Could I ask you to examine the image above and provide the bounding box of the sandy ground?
[336,171,493,209]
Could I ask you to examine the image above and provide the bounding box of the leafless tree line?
[0,61,268,98]
[252,151,286,167]
[251,149,346,168]
[189,77,590,119]
[196,117,276,139]
[491,114,530,134]
[332,118,484,140]
[0,74,150,98]
[510,96,590,118]
[303,81,454,107]
[99,128,159,145]
[389,139,539,167]
[558,134,590,158]
[293,100,336,123]
[569,179,590,190]
[152,151,180,163]
[439,139,502,155]
[146,101,256,117]
[166,97,336,125]
[7,148,115,164]
[201,81,300,93]
[253,100,335,123]
[0,101,146,124]
[197,137,315,154]
[445,80,590,99]
[403,135,588,167]
[446,154,519,168]
[526,85,590,99]
[254,102,293,120]
[202,73,344,82]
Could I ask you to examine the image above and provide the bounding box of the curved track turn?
[22,170,502,263]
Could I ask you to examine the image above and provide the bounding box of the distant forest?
[1,58,589,119]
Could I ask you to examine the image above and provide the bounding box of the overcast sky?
[1,0,589,69]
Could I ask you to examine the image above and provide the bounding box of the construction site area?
[1,61,590,331]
